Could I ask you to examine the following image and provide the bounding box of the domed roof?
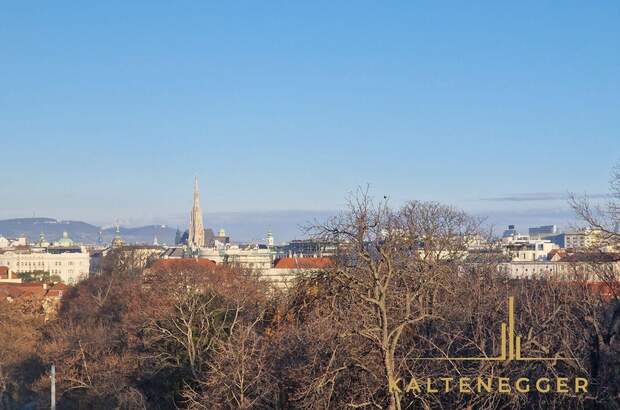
[37,232,50,247]
[55,231,74,247]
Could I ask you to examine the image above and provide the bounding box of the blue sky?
[1,1,619,236]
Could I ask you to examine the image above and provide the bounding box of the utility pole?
[50,364,56,410]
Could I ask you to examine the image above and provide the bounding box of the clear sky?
[1,1,619,232]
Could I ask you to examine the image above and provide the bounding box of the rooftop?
[150,258,217,270]
[0,282,69,299]
[274,257,333,270]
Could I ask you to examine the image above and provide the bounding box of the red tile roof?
[547,249,567,261]
[586,281,620,301]
[274,257,333,270]
[150,258,217,270]
[562,252,620,263]
[0,282,68,299]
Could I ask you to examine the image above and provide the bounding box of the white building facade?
[0,247,90,284]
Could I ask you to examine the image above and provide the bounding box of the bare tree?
[570,160,620,248]
[568,161,620,405]
[0,296,46,408]
[305,188,481,409]
[141,289,242,379]
[183,315,275,410]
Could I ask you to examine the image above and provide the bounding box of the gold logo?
[418,297,573,362]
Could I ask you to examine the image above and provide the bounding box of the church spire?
[193,176,200,206]
[188,177,205,248]
[111,220,124,248]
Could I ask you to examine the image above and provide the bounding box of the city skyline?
[0,186,606,244]
[0,173,616,242]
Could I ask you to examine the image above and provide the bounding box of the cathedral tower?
[188,177,205,248]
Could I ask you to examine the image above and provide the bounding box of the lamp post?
[50,364,55,410]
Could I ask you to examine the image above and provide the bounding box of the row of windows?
[0,260,84,267]
[513,273,594,281]
[15,267,80,274]
[499,264,570,274]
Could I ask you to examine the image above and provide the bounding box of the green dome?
[56,231,74,247]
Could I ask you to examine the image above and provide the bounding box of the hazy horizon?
[0,199,594,243]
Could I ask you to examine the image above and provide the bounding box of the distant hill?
[0,211,337,245]
[0,218,177,245]
[101,225,177,245]
[0,218,100,244]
